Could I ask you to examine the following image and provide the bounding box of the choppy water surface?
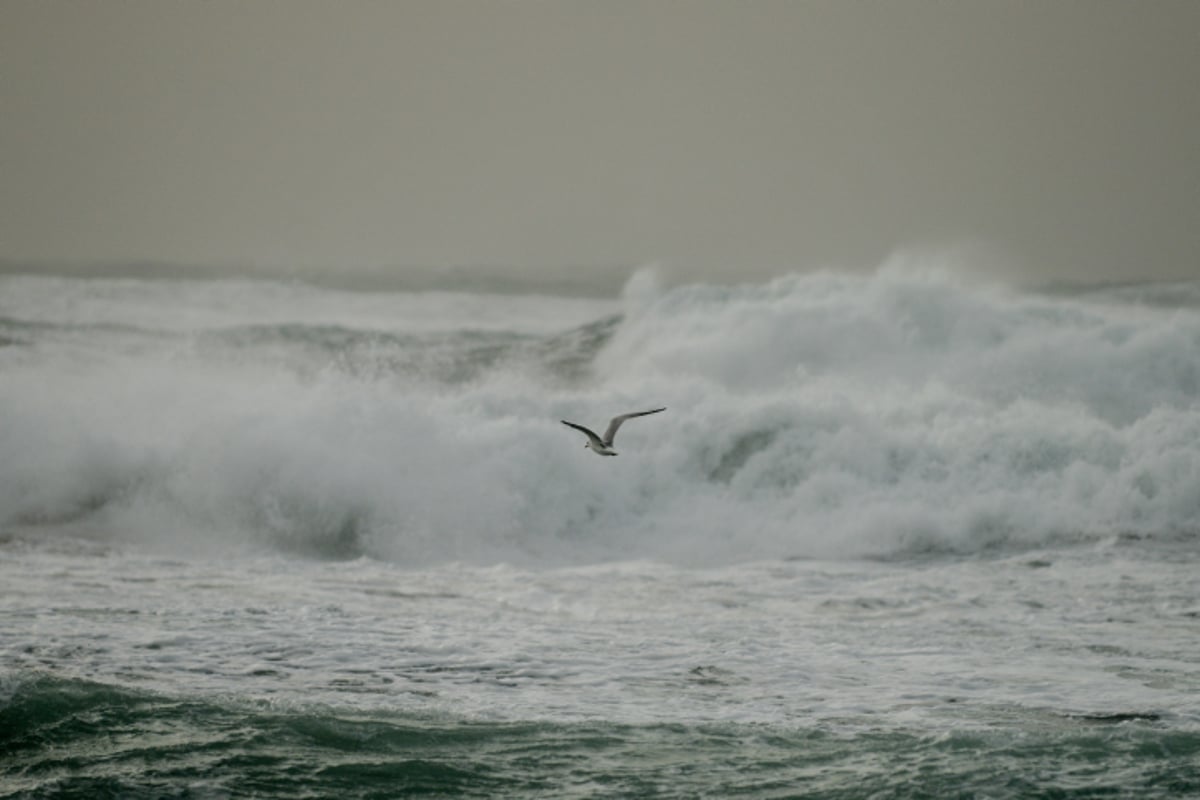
[2,266,1199,797]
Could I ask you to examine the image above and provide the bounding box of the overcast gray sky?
[3,1,1198,287]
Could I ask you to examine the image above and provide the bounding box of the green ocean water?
[4,675,1197,799]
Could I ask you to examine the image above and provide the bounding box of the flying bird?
[561,408,666,456]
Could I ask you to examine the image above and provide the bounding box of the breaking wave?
[1,265,1197,565]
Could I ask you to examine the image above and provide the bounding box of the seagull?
[561,408,666,456]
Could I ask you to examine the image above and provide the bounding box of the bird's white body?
[585,441,618,457]
[561,408,666,456]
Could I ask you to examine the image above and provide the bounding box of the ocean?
[2,265,1198,798]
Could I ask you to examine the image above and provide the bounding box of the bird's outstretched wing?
[561,420,606,449]
[602,407,666,446]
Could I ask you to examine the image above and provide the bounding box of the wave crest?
[2,268,1198,564]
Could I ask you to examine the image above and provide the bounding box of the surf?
[1,264,1197,565]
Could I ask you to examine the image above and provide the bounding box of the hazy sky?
[3,1,1198,287]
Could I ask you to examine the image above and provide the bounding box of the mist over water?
[2,262,1197,565]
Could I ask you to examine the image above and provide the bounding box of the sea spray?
[1,267,1197,564]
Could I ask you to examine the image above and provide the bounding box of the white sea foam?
[1,265,1197,565]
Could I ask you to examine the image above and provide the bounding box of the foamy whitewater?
[2,264,1198,798]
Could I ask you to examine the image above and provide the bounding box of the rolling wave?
[1,266,1197,564]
